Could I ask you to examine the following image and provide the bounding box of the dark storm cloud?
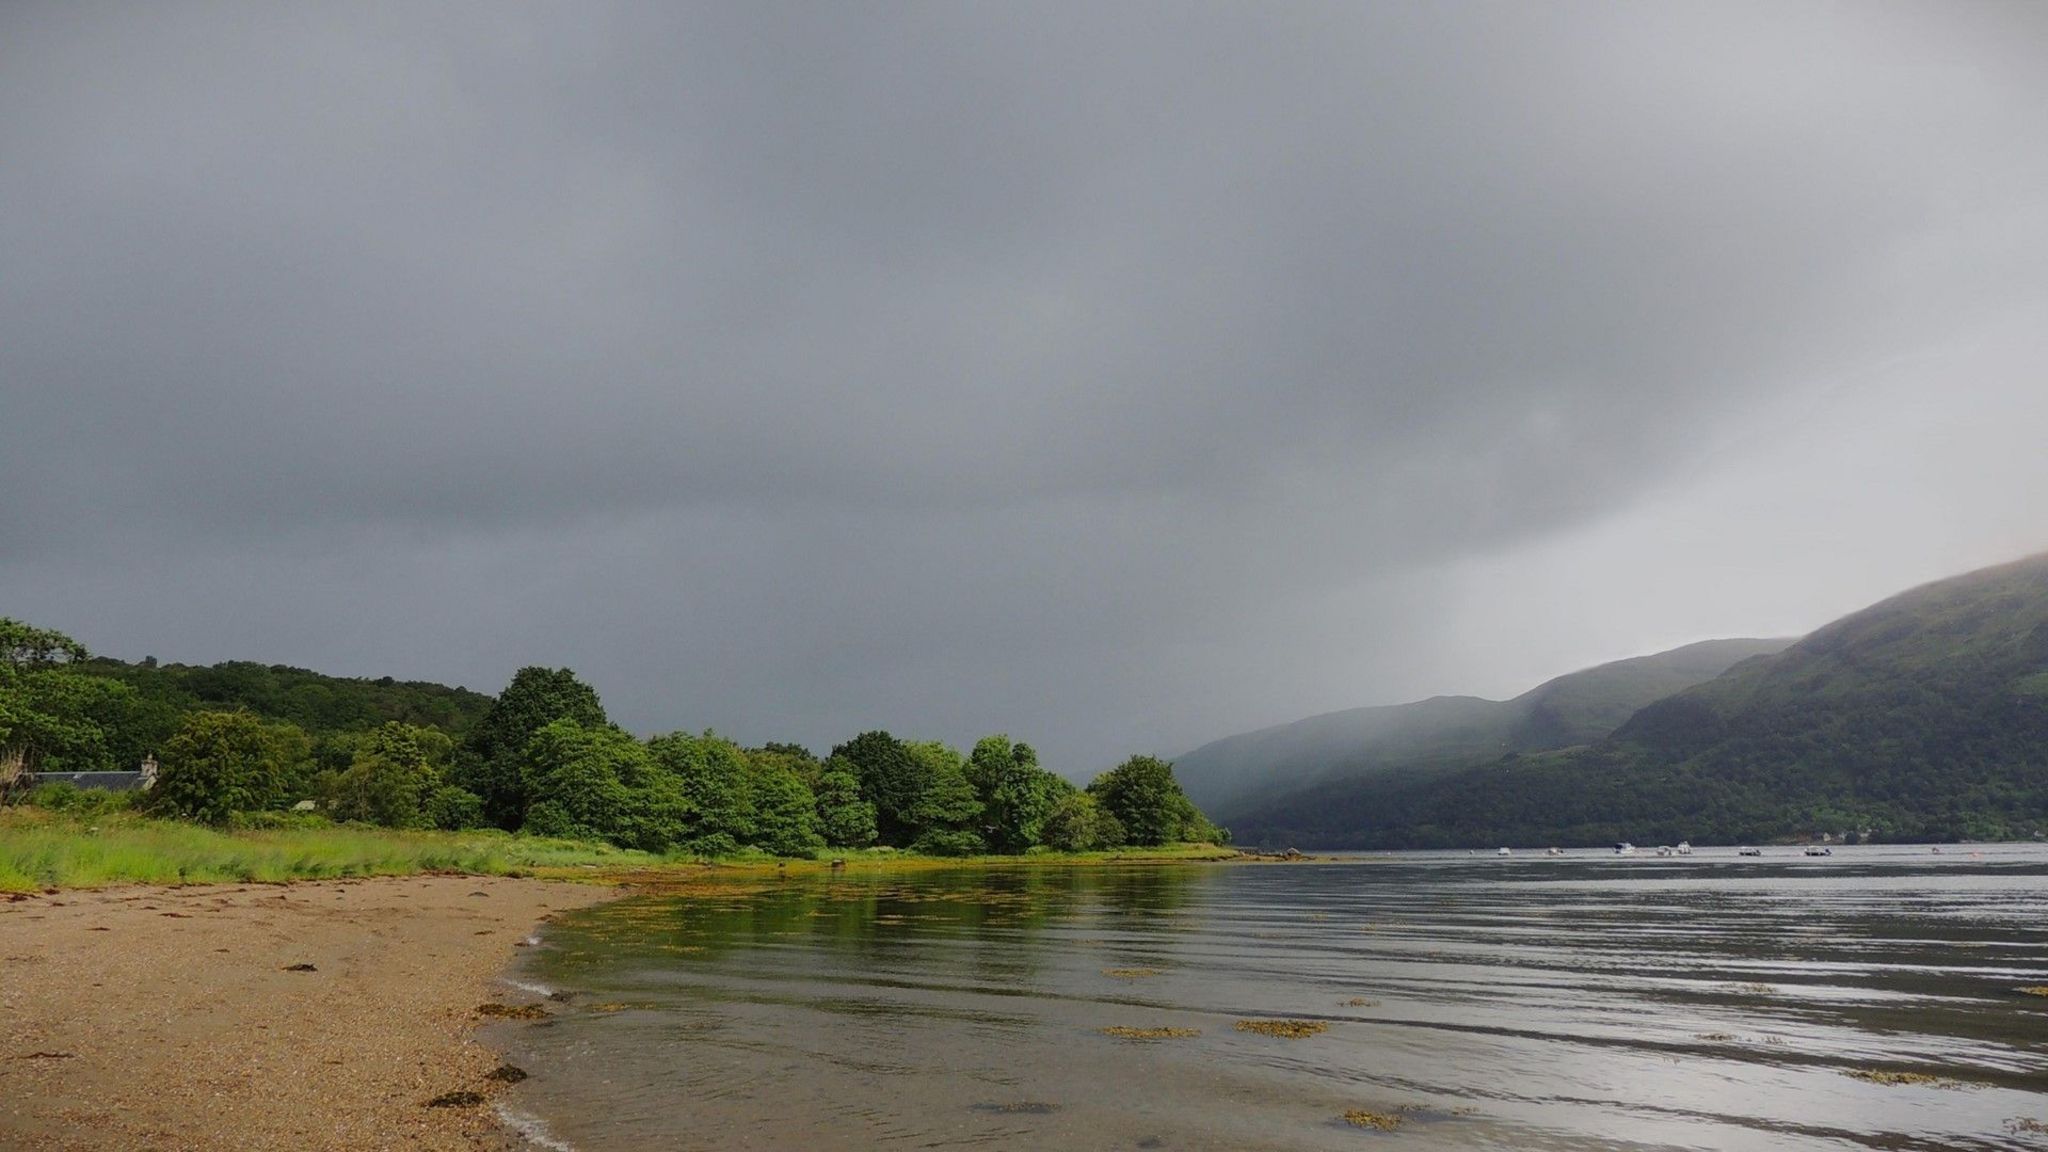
[4,2,2045,769]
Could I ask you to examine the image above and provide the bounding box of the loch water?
[493,845,2048,1151]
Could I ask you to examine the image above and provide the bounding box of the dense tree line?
[1,619,1224,855]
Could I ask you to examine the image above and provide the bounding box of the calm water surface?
[495,846,2048,1151]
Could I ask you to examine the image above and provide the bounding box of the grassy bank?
[0,809,1236,892]
[0,809,660,891]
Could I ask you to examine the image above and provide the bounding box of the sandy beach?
[0,874,616,1152]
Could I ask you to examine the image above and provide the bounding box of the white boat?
[1738,846,1763,857]
[1803,845,1833,857]
[1545,847,1565,857]
[1676,841,1693,856]
[1613,842,1637,857]
[1497,847,1512,857]
[1654,845,1675,857]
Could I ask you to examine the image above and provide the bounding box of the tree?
[518,719,639,843]
[1041,791,1126,851]
[907,741,984,855]
[326,722,441,827]
[968,735,1061,853]
[812,758,878,847]
[460,667,608,828]
[0,620,123,794]
[830,730,928,846]
[0,618,91,669]
[149,711,287,824]
[746,751,825,857]
[1088,755,1205,847]
[647,732,754,855]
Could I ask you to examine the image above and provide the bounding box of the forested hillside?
[0,619,1220,857]
[1229,554,2048,848]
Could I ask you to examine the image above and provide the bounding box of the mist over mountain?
[1178,638,1790,816]
[1222,554,2048,848]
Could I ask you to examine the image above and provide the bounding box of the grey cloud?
[3,1,2045,771]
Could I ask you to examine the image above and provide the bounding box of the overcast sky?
[4,1,2045,774]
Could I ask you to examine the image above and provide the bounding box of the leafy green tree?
[149,711,287,824]
[1088,755,1206,846]
[423,784,485,830]
[831,730,929,846]
[1041,791,1126,851]
[0,621,127,792]
[907,740,984,855]
[648,731,753,855]
[812,758,878,847]
[968,735,1063,853]
[0,618,91,668]
[461,667,608,828]
[756,742,823,786]
[326,722,441,827]
[745,751,825,857]
[518,719,639,843]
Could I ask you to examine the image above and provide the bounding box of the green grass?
[0,808,1237,892]
[0,809,658,892]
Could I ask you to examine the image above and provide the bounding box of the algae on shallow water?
[1101,1026,1200,1040]
[1343,1109,1403,1131]
[1102,967,1164,978]
[1844,1069,1967,1088]
[1235,1018,1327,1039]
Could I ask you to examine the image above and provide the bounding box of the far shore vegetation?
[0,618,1231,892]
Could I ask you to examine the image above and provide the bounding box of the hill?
[1177,638,1790,817]
[1227,553,2048,848]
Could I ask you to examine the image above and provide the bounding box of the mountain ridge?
[1224,552,2048,847]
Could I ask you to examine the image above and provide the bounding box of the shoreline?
[0,851,1238,1150]
[0,874,619,1151]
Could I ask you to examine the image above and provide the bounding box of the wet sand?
[0,875,616,1152]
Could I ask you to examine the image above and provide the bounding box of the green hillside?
[1229,554,2048,848]
[1177,638,1789,818]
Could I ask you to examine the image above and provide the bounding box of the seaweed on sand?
[425,1090,485,1108]
[475,1002,548,1020]
[1343,1109,1402,1131]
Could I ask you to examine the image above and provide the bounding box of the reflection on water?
[496,846,2048,1151]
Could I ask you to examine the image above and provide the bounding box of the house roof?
[33,771,147,792]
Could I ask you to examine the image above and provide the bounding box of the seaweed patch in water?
[2017,986,2048,998]
[475,1002,548,1020]
[1102,967,1164,978]
[2007,1117,2048,1135]
[485,1064,528,1084]
[1342,1109,1402,1131]
[1235,1019,1328,1039]
[974,1100,1059,1115]
[1100,1026,1201,1040]
[1694,1032,1736,1042]
[1344,998,1380,1008]
[1844,1069,1968,1089]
